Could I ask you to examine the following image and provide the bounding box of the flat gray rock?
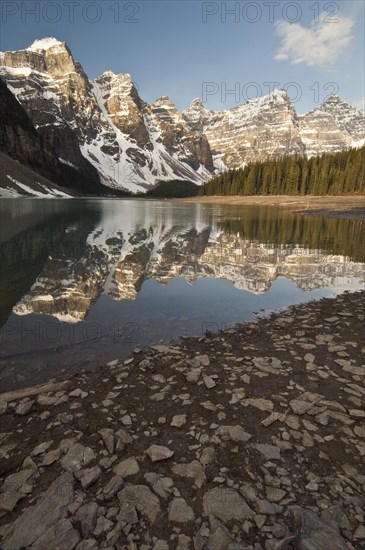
[203,488,254,522]
[113,457,140,477]
[172,460,206,488]
[266,486,286,503]
[15,400,34,416]
[115,428,133,450]
[98,429,115,454]
[79,466,101,489]
[145,473,174,499]
[168,497,194,523]
[216,425,252,443]
[42,448,61,466]
[1,472,74,550]
[31,518,80,550]
[289,399,313,415]
[188,354,210,368]
[118,484,161,523]
[32,441,53,456]
[171,414,187,428]
[208,524,233,549]
[145,444,174,462]
[103,475,124,501]
[200,446,215,465]
[117,503,138,524]
[291,506,348,550]
[75,502,98,537]
[186,367,202,382]
[0,469,36,515]
[203,375,216,388]
[60,443,95,473]
[255,443,281,460]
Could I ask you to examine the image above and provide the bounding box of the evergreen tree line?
[200,146,365,196]
[218,212,364,263]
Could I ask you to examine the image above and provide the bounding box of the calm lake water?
[1,198,364,391]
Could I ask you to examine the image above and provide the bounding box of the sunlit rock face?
[298,95,365,156]
[95,71,150,149]
[183,91,365,169]
[184,90,304,168]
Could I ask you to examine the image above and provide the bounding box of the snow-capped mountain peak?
[26,37,64,52]
[298,94,365,155]
[269,87,290,101]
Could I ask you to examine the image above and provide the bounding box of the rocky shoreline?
[0,291,364,549]
[178,196,365,221]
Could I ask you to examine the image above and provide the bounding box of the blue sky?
[1,0,364,113]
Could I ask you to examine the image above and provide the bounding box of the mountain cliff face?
[0,39,107,186]
[93,74,214,188]
[0,76,59,177]
[183,91,365,169]
[0,76,111,196]
[298,95,365,157]
[184,90,305,168]
[0,37,364,193]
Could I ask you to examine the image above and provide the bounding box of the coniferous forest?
[200,146,365,196]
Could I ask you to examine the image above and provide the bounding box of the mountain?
[183,90,304,168]
[0,199,102,326]
[0,38,213,194]
[0,152,72,198]
[0,76,117,196]
[0,37,364,194]
[298,95,365,157]
[183,90,365,169]
[0,76,69,197]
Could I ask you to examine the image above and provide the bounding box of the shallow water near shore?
[0,198,364,391]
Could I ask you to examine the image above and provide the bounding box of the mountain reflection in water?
[0,199,364,390]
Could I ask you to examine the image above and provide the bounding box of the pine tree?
[200,146,365,196]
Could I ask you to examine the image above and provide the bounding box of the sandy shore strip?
[177,195,365,220]
[0,291,364,549]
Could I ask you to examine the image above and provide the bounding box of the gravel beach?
[0,290,364,549]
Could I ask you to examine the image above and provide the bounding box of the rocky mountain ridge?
[0,37,364,193]
[0,38,213,193]
[183,90,365,168]
[0,76,112,196]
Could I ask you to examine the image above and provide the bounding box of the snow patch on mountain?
[5,175,72,198]
[26,37,64,52]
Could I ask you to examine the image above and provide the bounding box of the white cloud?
[275,15,354,67]
[275,53,289,61]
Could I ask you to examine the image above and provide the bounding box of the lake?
[0,198,364,391]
